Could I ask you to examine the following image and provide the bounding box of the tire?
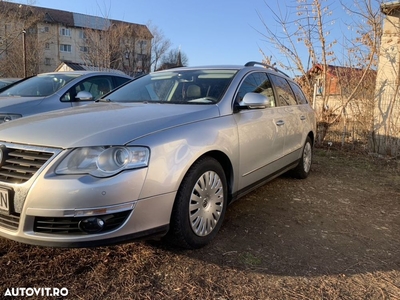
[167,157,228,249]
[292,136,313,179]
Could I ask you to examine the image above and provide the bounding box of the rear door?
[288,80,313,147]
[268,74,306,164]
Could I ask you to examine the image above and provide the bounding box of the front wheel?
[167,157,227,249]
[292,136,313,179]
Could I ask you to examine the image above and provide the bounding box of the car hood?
[0,102,221,148]
[0,96,44,110]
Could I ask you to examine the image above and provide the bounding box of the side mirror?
[241,92,271,109]
[76,91,94,101]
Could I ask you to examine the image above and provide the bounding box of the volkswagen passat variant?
[0,62,316,249]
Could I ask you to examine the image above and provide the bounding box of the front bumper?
[0,143,176,247]
[0,192,175,247]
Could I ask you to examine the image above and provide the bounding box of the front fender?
[133,115,239,199]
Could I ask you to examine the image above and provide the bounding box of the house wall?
[374,6,400,156]
[313,73,340,95]
[36,23,58,73]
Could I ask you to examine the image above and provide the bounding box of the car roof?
[36,71,132,77]
[0,78,21,82]
[155,62,291,78]
[157,65,243,72]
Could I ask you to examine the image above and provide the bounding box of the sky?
[10,0,376,72]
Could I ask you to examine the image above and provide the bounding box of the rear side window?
[289,81,308,104]
[268,74,297,106]
[114,76,131,87]
[84,77,113,99]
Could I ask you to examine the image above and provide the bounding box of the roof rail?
[245,61,290,78]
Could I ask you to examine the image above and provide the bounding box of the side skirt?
[229,159,299,204]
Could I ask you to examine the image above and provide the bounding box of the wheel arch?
[190,150,235,204]
[308,131,315,146]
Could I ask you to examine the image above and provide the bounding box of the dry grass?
[0,149,399,299]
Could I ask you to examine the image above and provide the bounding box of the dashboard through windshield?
[105,69,238,104]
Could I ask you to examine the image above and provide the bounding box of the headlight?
[55,146,150,177]
[0,113,22,124]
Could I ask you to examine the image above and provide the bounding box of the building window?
[80,46,89,53]
[44,26,49,32]
[136,53,145,61]
[137,40,147,49]
[45,58,51,65]
[60,44,72,52]
[45,43,50,49]
[79,30,87,39]
[60,28,71,36]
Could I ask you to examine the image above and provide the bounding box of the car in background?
[0,71,132,123]
[0,78,22,91]
[0,62,316,249]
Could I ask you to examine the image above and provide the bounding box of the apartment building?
[0,1,152,77]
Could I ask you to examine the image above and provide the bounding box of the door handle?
[276,120,285,126]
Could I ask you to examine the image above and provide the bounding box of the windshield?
[0,73,81,97]
[105,69,237,104]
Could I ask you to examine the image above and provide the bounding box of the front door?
[234,72,285,190]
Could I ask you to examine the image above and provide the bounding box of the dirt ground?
[0,148,399,299]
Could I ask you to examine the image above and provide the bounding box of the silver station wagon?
[0,71,132,123]
[0,62,316,249]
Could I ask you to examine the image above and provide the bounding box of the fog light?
[78,217,105,233]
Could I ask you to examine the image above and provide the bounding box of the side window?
[236,72,275,106]
[61,76,113,102]
[289,81,308,104]
[269,74,297,106]
[114,76,131,88]
[90,77,113,99]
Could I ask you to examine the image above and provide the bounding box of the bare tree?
[74,1,152,76]
[159,48,188,70]
[0,1,43,77]
[147,22,171,72]
[132,23,153,75]
[78,20,152,76]
[257,0,382,144]
[81,23,124,71]
[335,0,383,147]
[257,0,336,100]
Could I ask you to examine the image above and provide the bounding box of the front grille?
[0,212,20,230]
[34,211,131,234]
[0,148,53,184]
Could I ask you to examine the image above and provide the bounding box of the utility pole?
[22,29,27,77]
